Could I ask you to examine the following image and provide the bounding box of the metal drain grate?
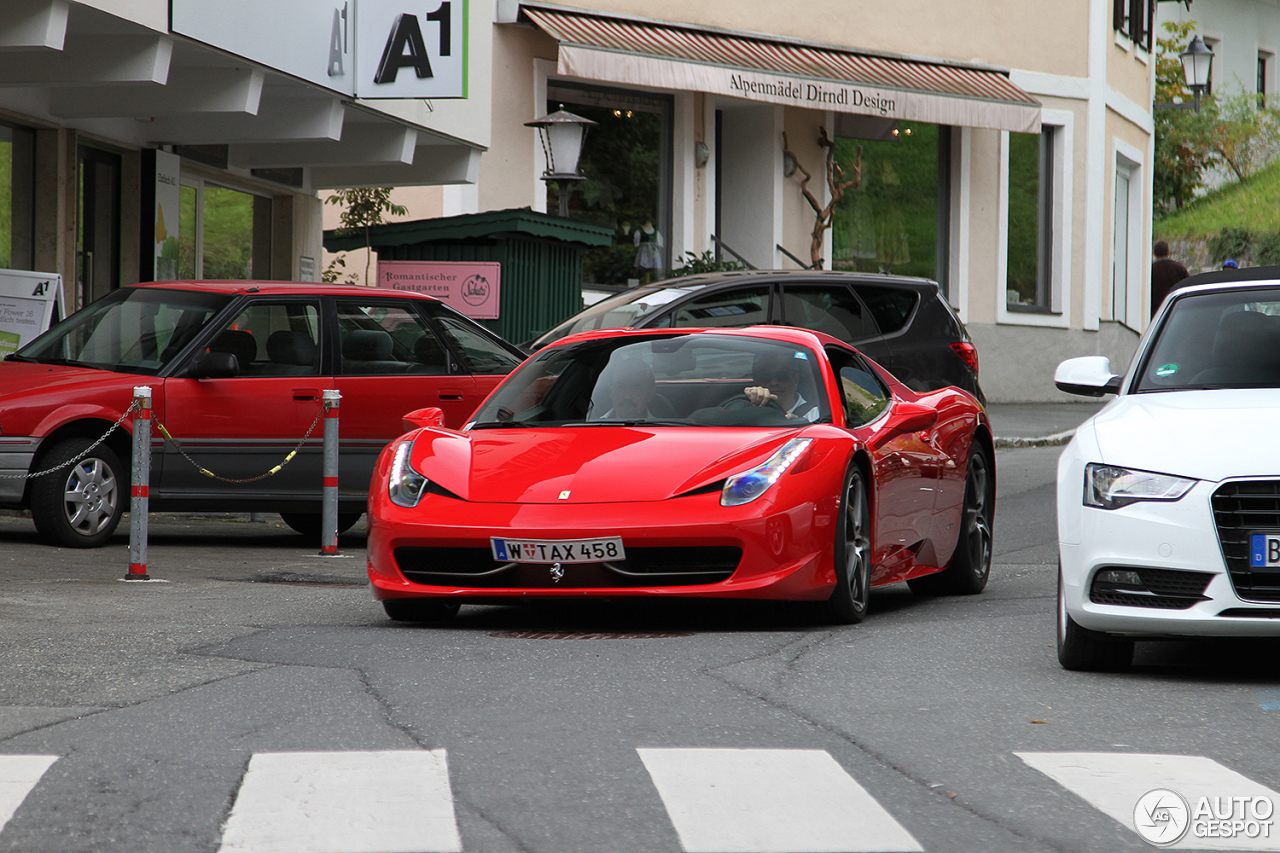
[490,631,693,639]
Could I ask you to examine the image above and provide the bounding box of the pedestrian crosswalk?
[3,749,1279,852]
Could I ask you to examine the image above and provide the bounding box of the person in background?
[1150,240,1190,319]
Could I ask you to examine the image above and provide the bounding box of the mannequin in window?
[634,221,664,283]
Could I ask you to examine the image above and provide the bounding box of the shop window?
[1006,127,1055,312]
[177,179,272,280]
[0,123,34,270]
[831,121,948,284]
[545,86,671,286]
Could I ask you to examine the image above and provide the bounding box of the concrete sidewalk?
[987,402,1108,448]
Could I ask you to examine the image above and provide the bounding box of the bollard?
[320,389,341,556]
[125,386,152,580]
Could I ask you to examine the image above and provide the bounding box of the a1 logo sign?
[362,0,466,99]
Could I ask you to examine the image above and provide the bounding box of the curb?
[994,429,1076,449]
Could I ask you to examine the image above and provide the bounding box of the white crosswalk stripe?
[216,750,461,853]
[638,747,923,853]
[0,755,57,835]
[1018,751,1280,851]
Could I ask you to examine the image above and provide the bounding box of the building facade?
[0,0,491,314]
[355,0,1156,403]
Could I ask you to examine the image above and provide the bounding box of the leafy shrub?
[1256,232,1280,266]
[669,250,750,278]
[1210,227,1253,264]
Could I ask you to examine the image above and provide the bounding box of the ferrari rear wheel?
[1057,564,1133,671]
[825,465,871,624]
[908,443,993,596]
[383,598,461,623]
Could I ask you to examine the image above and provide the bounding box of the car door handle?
[437,389,465,401]
[293,388,320,402]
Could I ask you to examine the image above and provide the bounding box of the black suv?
[531,271,984,405]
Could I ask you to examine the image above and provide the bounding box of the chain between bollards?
[319,389,341,556]
[125,386,152,581]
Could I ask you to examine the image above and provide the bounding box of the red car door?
[156,298,329,503]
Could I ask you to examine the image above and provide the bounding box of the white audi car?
[1055,271,1280,670]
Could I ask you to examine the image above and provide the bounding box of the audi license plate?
[491,537,625,564]
[1250,534,1280,567]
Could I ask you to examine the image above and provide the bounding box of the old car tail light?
[951,342,979,376]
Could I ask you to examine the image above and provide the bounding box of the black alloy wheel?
[825,465,872,624]
[383,599,462,623]
[30,437,126,548]
[909,444,993,596]
[1057,563,1134,671]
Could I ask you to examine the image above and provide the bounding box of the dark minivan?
[530,270,984,404]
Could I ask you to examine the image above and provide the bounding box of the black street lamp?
[1179,35,1214,112]
[525,107,596,217]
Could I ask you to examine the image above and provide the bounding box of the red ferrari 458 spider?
[367,326,994,624]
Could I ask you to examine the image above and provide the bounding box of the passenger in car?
[592,359,676,420]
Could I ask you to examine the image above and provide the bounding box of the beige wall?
[564,0,1089,78]
[780,108,833,270]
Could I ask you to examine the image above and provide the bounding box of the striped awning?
[523,6,1041,134]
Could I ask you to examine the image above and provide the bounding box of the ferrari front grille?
[1212,480,1280,602]
[394,546,742,588]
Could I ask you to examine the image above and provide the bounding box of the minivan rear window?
[854,285,917,334]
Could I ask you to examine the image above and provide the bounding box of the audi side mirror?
[1055,356,1122,397]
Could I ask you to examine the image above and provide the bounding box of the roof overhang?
[0,0,483,190]
[521,4,1041,134]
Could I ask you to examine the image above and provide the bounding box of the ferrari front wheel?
[825,465,871,624]
[383,598,461,623]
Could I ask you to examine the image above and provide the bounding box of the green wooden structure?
[323,208,614,344]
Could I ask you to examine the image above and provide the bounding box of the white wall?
[716,102,781,269]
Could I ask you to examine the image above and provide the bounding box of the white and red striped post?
[319,389,341,556]
[125,385,152,580]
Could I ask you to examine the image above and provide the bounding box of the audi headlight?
[1084,463,1195,510]
[388,439,429,508]
[721,438,812,507]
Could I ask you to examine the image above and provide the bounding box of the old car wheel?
[383,599,461,623]
[1057,564,1134,671]
[279,512,362,539]
[825,465,872,624]
[908,444,993,596]
[30,438,125,548]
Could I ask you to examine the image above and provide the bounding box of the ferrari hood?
[1085,389,1280,482]
[411,427,803,503]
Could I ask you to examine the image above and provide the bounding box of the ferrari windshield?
[1136,286,1280,391]
[11,287,230,375]
[469,333,830,428]
[532,284,699,346]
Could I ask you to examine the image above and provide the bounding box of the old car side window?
[337,302,448,376]
[853,284,918,335]
[780,284,875,342]
[668,286,770,328]
[828,347,889,427]
[435,316,523,375]
[206,301,320,377]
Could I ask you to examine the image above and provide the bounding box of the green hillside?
[1155,158,1280,241]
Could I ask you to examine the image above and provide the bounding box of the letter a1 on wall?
[359,0,467,98]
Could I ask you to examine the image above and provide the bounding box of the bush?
[1256,232,1280,266]
[1210,227,1253,264]
[669,250,750,278]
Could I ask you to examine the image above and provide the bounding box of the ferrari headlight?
[721,438,812,507]
[1084,463,1195,510]
[388,439,429,508]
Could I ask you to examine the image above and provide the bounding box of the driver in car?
[744,351,820,421]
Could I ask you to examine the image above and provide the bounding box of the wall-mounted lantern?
[1180,35,1214,112]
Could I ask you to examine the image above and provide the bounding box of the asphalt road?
[3,445,1280,852]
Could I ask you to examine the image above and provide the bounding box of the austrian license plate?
[1251,534,1280,568]
[490,536,626,564]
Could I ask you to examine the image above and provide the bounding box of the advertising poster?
[375,260,500,320]
[154,150,181,281]
[0,270,64,356]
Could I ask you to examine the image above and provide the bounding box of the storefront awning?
[522,6,1041,134]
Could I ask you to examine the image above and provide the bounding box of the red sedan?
[368,326,994,624]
